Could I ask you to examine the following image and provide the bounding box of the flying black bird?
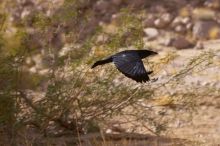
[91,50,158,83]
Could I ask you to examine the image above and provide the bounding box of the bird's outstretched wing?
[113,52,150,82]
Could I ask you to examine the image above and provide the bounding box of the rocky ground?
[95,39,220,146]
[142,40,220,145]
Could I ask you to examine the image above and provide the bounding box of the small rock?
[154,18,167,28]
[106,129,112,133]
[186,23,193,30]
[94,0,110,14]
[25,57,35,67]
[171,16,191,28]
[171,17,183,27]
[59,46,72,57]
[111,125,126,133]
[175,25,186,34]
[96,34,109,44]
[158,38,171,46]
[179,6,192,17]
[215,14,220,24]
[143,14,156,27]
[32,54,43,69]
[194,41,204,49]
[38,69,50,75]
[143,27,159,39]
[150,5,167,13]
[204,0,220,9]
[193,20,220,39]
[209,26,220,39]
[29,67,37,73]
[181,17,191,24]
[21,8,31,19]
[193,8,216,20]
[169,36,194,49]
[201,81,209,86]
[161,13,173,24]
[127,0,148,8]
[112,0,122,6]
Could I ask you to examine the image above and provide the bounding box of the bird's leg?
[150,77,158,82]
[146,71,153,74]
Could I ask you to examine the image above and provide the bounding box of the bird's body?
[91,50,157,83]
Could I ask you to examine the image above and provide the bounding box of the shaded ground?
[38,133,192,146]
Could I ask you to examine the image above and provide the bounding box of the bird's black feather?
[91,50,157,82]
[113,51,150,82]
